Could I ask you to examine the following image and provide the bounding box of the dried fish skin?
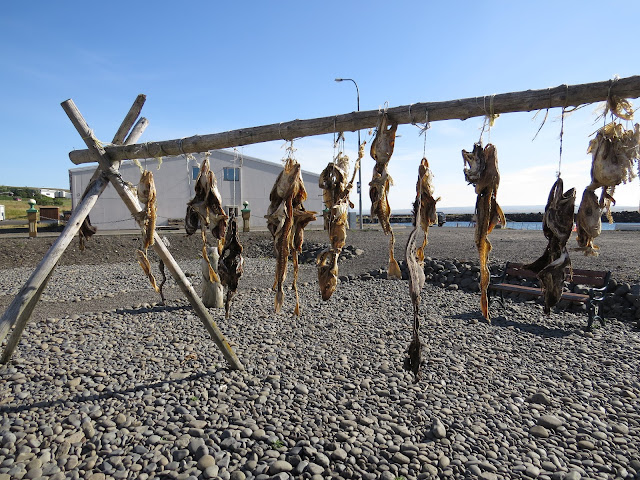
[538,249,571,315]
[291,207,318,316]
[186,154,229,240]
[370,114,398,167]
[369,113,401,280]
[219,217,244,319]
[543,178,576,246]
[404,186,426,383]
[136,249,159,293]
[274,197,294,314]
[369,170,393,235]
[575,188,603,257]
[463,143,505,321]
[414,157,441,261]
[317,146,362,301]
[319,155,349,207]
[137,170,157,250]
[462,143,485,187]
[587,122,639,189]
[79,216,97,251]
[524,178,575,274]
[524,178,576,314]
[328,203,349,251]
[587,122,640,222]
[266,154,315,314]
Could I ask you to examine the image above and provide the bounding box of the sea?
[437,221,640,231]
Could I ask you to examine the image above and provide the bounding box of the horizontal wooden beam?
[69,75,640,165]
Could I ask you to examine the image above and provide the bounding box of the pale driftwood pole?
[69,75,640,165]
[60,99,244,371]
[0,96,150,363]
[111,94,147,145]
[0,174,110,353]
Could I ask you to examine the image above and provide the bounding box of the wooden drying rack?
[1,75,640,369]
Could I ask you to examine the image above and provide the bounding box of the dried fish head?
[588,122,639,190]
[370,113,398,167]
[576,188,603,256]
[462,143,485,187]
[416,157,441,231]
[319,159,349,207]
[316,249,339,301]
[137,170,156,204]
[544,178,576,245]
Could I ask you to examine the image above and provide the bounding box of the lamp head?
[334,78,343,82]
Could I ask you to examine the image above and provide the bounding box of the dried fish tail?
[136,249,159,293]
[293,249,301,316]
[403,310,422,383]
[387,231,402,279]
[201,230,219,284]
[274,198,294,313]
[477,236,492,321]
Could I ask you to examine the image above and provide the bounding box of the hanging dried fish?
[403,156,440,382]
[462,143,505,321]
[265,153,317,314]
[185,153,228,284]
[79,216,97,251]
[524,178,576,314]
[586,122,639,222]
[219,215,244,319]
[137,170,157,250]
[317,142,364,300]
[404,220,424,383]
[370,113,401,279]
[575,188,604,257]
[136,170,159,293]
[158,236,171,305]
[414,157,441,262]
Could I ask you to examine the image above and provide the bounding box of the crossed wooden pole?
[2,75,640,368]
[0,96,243,370]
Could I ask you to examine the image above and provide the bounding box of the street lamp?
[334,78,363,229]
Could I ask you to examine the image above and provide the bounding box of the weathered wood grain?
[69,76,640,165]
[61,99,244,371]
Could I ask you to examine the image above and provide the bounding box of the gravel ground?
[1,227,640,480]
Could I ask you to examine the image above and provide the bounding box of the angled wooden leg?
[0,174,109,360]
[61,99,244,371]
[0,96,148,363]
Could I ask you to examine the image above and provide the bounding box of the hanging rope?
[557,107,565,178]
[418,110,430,158]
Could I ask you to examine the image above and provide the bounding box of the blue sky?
[1,1,639,211]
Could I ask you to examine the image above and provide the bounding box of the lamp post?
[334,78,363,229]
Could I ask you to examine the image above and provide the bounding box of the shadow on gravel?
[113,303,191,316]
[446,310,574,338]
[0,368,222,415]
[490,315,573,338]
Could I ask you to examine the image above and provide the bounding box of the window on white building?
[223,167,240,181]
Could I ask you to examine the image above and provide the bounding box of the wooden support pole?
[0,174,110,356]
[69,75,640,165]
[61,99,244,371]
[0,95,150,364]
[111,94,147,145]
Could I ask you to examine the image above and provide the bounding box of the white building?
[39,188,57,199]
[68,150,324,230]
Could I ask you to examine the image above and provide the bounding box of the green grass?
[271,439,285,450]
[0,196,72,221]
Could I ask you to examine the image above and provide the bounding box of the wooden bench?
[489,262,611,330]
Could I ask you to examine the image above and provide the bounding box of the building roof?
[69,149,321,178]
